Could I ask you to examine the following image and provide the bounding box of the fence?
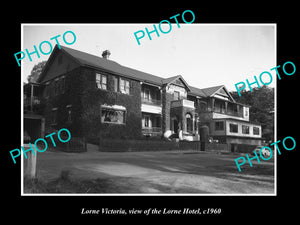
[206,142,257,153]
[49,136,87,152]
[206,143,229,152]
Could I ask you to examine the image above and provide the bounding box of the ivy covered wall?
[79,67,142,141]
[42,66,142,142]
[43,67,83,136]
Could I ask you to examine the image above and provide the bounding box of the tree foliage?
[27,61,47,83]
[231,86,274,142]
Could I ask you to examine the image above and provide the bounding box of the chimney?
[102,50,111,59]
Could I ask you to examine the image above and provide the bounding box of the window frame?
[186,113,193,133]
[144,88,151,101]
[215,121,224,131]
[173,91,180,100]
[229,123,238,133]
[119,78,130,95]
[96,73,107,90]
[144,115,150,128]
[242,125,250,134]
[101,106,126,125]
[253,126,260,135]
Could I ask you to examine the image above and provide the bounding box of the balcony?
[171,99,195,109]
[24,96,41,107]
[141,98,162,114]
[141,98,162,106]
[23,96,45,115]
[200,109,246,122]
[200,98,247,121]
[213,108,243,117]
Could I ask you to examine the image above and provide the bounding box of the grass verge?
[23,170,121,194]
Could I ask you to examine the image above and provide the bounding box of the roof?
[189,85,226,98]
[200,85,224,96]
[189,84,237,103]
[38,45,235,100]
[47,45,164,85]
[162,75,191,91]
[188,86,207,97]
[162,75,181,84]
[40,45,196,89]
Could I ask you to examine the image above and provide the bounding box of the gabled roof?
[38,45,165,85]
[162,75,181,84]
[188,86,207,97]
[200,85,224,96]
[189,84,236,102]
[162,75,191,91]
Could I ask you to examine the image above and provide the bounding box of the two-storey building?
[24,45,262,152]
[188,85,262,151]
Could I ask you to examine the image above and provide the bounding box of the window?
[186,113,193,133]
[173,91,180,100]
[229,123,238,133]
[144,115,150,127]
[120,78,130,94]
[144,89,151,101]
[244,107,248,116]
[242,125,250,134]
[253,127,260,135]
[96,73,107,90]
[220,103,225,113]
[215,121,224,131]
[101,108,126,124]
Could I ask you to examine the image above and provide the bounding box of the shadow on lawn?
[23,169,207,194]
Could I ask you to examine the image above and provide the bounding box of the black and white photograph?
[4,5,298,221]
[21,24,276,195]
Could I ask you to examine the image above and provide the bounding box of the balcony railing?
[24,96,41,107]
[213,108,243,117]
[171,99,195,109]
[141,98,162,106]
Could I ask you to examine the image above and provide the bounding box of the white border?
[21,23,277,196]
[21,24,24,195]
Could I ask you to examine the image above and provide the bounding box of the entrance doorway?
[173,119,179,133]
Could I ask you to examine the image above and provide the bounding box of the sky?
[22,24,276,91]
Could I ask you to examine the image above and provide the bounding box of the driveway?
[33,144,275,194]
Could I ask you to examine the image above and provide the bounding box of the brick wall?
[162,86,172,133]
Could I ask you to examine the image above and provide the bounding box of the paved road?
[34,145,275,194]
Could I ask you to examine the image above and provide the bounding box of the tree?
[27,61,47,83]
[231,86,274,142]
